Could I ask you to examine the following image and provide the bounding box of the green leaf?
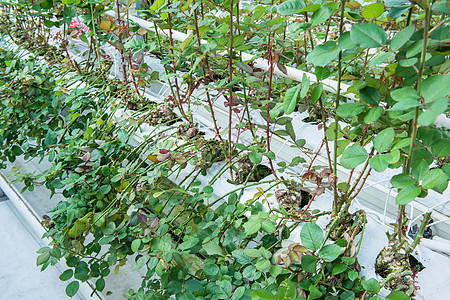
[340,145,368,169]
[421,75,450,103]
[332,263,347,275]
[431,139,450,157]
[406,40,423,58]
[390,26,415,51]
[286,120,296,142]
[300,222,323,251]
[336,31,357,51]
[300,73,310,98]
[302,255,318,273]
[277,0,306,15]
[308,285,323,299]
[391,174,416,188]
[374,128,395,153]
[99,185,111,196]
[277,279,296,300]
[131,239,142,252]
[59,269,73,281]
[432,1,450,14]
[203,186,214,194]
[50,247,62,258]
[390,99,421,111]
[66,281,80,297]
[364,106,383,123]
[251,289,276,300]
[348,270,358,281]
[362,278,380,293]
[388,4,411,18]
[243,248,261,258]
[396,185,421,205]
[203,242,224,256]
[261,220,277,233]
[37,251,50,266]
[315,66,330,80]
[369,52,394,67]
[215,280,233,299]
[283,84,301,115]
[11,145,23,156]
[306,41,339,66]
[386,291,410,300]
[311,6,332,27]
[369,155,389,172]
[184,279,203,293]
[318,244,342,262]
[399,57,418,67]
[418,98,448,126]
[40,0,54,9]
[232,249,252,265]
[307,84,321,102]
[243,265,256,279]
[269,265,283,277]
[362,3,384,19]
[351,23,387,48]
[44,130,57,147]
[412,160,430,181]
[232,286,246,300]
[422,168,448,189]
[340,291,355,300]
[391,87,420,102]
[337,103,367,118]
[204,264,219,278]
[95,278,105,292]
[99,235,114,245]
[249,152,263,165]
[244,216,263,235]
[360,86,381,105]
[133,255,150,271]
[117,129,129,143]
[270,102,284,119]
[256,259,271,271]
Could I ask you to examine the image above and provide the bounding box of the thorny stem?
[264,0,279,180]
[193,7,224,144]
[90,3,101,68]
[265,42,279,180]
[348,148,374,197]
[406,212,432,254]
[333,0,346,215]
[115,0,129,85]
[228,0,234,180]
[167,0,190,122]
[398,4,431,245]
[318,94,333,172]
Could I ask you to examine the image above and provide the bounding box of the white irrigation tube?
[0,173,104,300]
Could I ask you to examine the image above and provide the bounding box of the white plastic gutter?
[105,10,356,100]
[105,10,450,129]
[0,172,104,300]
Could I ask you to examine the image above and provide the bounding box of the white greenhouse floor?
[0,196,84,300]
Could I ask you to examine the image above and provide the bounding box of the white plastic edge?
[0,172,104,300]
